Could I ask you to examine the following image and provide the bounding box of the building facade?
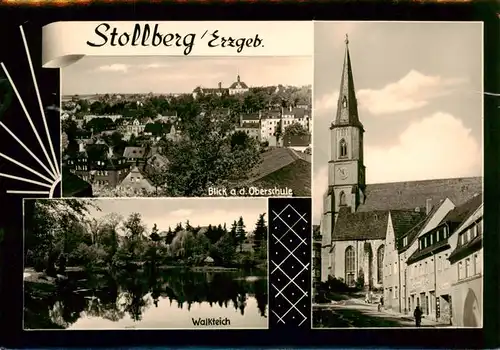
[448,203,483,327]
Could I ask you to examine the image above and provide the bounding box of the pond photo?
[23,198,268,330]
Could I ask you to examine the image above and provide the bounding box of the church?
[318,36,483,323]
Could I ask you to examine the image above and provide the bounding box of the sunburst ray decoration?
[0,25,61,198]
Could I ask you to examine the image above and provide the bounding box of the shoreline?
[24,264,268,285]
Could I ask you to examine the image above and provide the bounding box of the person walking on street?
[414,305,423,327]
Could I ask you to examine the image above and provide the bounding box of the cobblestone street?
[313,300,450,328]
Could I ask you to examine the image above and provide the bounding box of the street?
[313,299,448,328]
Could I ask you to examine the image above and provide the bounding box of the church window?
[377,245,384,284]
[339,191,346,206]
[345,246,355,287]
[342,96,347,108]
[473,253,480,275]
[339,139,347,158]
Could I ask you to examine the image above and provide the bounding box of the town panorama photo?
[60,56,312,197]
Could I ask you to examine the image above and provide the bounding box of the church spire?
[332,34,363,129]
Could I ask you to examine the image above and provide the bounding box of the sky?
[313,22,483,223]
[62,56,312,95]
[86,198,267,234]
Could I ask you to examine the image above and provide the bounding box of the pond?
[24,267,268,330]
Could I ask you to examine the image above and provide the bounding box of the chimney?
[426,198,433,215]
[218,82,222,89]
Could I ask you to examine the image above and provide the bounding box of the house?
[64,144,129,190]
[397,198,456,315]
[117,165,155,194]
[125,118,146,136]
[61,167,93,197]
[239,147,311,197]
[228,75,249,95]
[235,122,261,141]
[447,198,483,327]
[260,110,282,145]
[123,146,147,165]
[405,195,482,324]
[283,134,311,152]
[192,82,228,99]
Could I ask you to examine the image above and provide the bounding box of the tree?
[253,213,267,250]
[229,221,238,245]
[283,122,309,140]
[122,213,146,258]
[162,110,261,196]
[174,222,183,233]
[24,199,97,273]
[165,227,176,245]
[150,224,161,242]
[211,233,236,266]
[236,216,246,252]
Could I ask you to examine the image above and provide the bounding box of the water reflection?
[24,268,268,329]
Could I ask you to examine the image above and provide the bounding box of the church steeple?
[333,34,363,129]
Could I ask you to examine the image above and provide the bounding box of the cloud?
[97,64,129,73]
[312,112,481,222]
[315,91,339,115]
[138,63,171,70]
[170,209,194,217]
[365,112,481,183]
[314,71,465,119]
[357,70,466,115]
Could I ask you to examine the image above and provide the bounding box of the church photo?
[312,22,483,328]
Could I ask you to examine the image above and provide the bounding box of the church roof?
[229,75,249,89]
[331,177,482,242]
[332,34,363,130]
[333,208,389,241]
[357,176,482,213]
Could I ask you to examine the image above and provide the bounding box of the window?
[339,139,347,157]
[377,245,384,283]
[430,234,433,245]
[345,246,355,286]
[342,96,347,108]
[394,287,398,299]
[477,220,483,236]
[465,258,471,278]
[466,229,471,243]
[339,191,346,206]
[419,240,423,250]
[438,256,442,271]
[403,236,408,247]
[458,261,464,280]
[474,254,480,275]
[394,262,397,274]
